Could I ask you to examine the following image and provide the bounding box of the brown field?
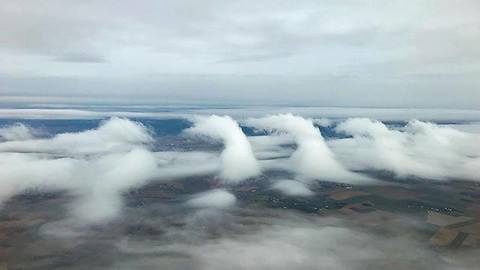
[329,191,369,200]
[430,228,459,246]
[372,186,420,200]
[426,211,473,227]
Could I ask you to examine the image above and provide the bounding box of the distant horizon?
[1,95,480,111]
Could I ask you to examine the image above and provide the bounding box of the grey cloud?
[214,52,293,64]
[1,1,479,107]
[54,53,107,63]
[114,210,476,270]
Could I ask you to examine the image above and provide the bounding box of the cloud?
[0,123,35,141]
[246,114,372,183]
[271,179,313,196]
[312,118,333,127]
[189,224,422,270]
[0,118,190,225]
[441,122,480,134]
[0,149,159,225]
[0,152,78,204]
[333,118,480,181]
[0,116,153,155]
[54,52,107,63]
[69,148,159,224]
[1,114,480,229]
[185,115,260,183]
[1,1,480,107]
[1,106,480,123]
[115,210,475,270]
[187,189,237,209]
[215,52,294,63]
[2,114,480,269]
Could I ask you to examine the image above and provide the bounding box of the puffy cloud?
[271,179,313,197]
[0,118,186,224]
[0,123,35,141]
[246,114,372,183]
[187,189,237,209]
[0,147,159,224]
[333,118,480,181]
[185,115,260,183]
[312,118,333,127]
[2,114,480,269]
[69,148,159,223]
[0,152,78,204]
[0,117,153,155]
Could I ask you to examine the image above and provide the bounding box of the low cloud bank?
[0,123,36,141]
[0,118,214,225]
[0,116,257,225]
[0,118,161,224]
[333,118,480,181]
[185,115,260,183]
[114,210,476,270]
[1,115,480,227]
[0,117,153,155]
[246,114,371,183]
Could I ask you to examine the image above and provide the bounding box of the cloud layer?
[1,114,480,227]
[333,118,480,181]
[1,1,480,107]
[113,210,477,270]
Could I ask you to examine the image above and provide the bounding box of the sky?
[0,0,479,108]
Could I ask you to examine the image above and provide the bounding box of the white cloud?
[0,116,153,155]
[0,123,35,141]
[185,115,260,183]
[187,189,236,209]
[442,122,480,134]
[333,118,480,181]
[0,117,216,225]
[0,147,159,224]
[312,118,333,127]
[271,179,313,197]
[68,148,159,224]
[246,114,372,183]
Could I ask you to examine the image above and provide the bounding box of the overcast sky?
[0,0,479,108]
